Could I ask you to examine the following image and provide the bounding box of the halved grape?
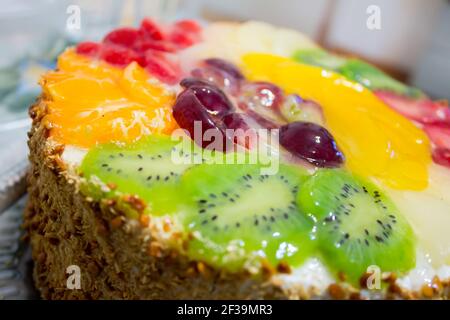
[191,67,240,94]
[279,121,344,168]
[173,89,230,150]
[189,84,234,117]
[204,58,245,80]
[222,112,256,149]
[238,81,286,127]
[280,94,324,126]
[180,77,215,89]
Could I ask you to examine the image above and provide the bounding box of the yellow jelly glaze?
[242,53,431,190]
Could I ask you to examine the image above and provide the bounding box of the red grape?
[191,67,240,94]
[279,121,344,167]
[173,90,229,150]
[189,85,234,117]
[204,58,245,80]
[180,77,214,89]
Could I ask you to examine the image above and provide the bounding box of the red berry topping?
[204,58,245,81]
[375,90,450,125]
[139,18,165,41]
[133,39,176,53]
[432,148,450,167]
[144,51,181,84]
[424,124,450,150]
[174,20,202,33]
[100,44,140,67]
[76,41,101,57]
[103,27,139,47]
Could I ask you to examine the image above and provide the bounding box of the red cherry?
[100,44,139,67]
[375,90,450,125]
[103,27,139,48]
[139,18,165,41]
[144,50,181,84]
[76,41,101,57]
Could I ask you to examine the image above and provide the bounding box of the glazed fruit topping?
[376,90,450,168]
[279,121,344,167]
[172,85,231,150]
[375,90,450,125]
[280,94,324,126]
[188,85,234,117]
[176,58,345,167]
[238,81,285,127]
[204,58,245,81]
[76,19,202,84]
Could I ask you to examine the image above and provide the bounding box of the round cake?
[25,18,450,299]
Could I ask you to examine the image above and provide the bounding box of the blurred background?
[0,0,449,211]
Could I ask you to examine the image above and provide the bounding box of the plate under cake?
[24,19,450,299]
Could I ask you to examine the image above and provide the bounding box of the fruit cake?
[25,19,450,299]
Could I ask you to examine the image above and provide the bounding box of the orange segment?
[41,50,177,148]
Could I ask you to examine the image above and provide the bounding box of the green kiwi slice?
[297,169,416,283]
[293,49,422,98]
[79,134,199,215]
[339,59,422,98]
[180,163,315,272]
[293,49,347,71]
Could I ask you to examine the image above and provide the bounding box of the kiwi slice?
[180,163,315,272]
[339,59,422,98]
[79,135,199,215]
[298,169,415,282]
[293,49,347,71]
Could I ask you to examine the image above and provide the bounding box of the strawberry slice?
[76,42,101,57]
[139,18,166,41]
[169,20,202,49]
[423,124,450,168]
[424,124,450,150]
[143,50,181,84]
[375,90,450,125]
[133,39,176,53]
[173,20,202,33]
[103,27,139,48]
[432,148,450,167]
[100,44,141,67]
[169,30,200,48]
